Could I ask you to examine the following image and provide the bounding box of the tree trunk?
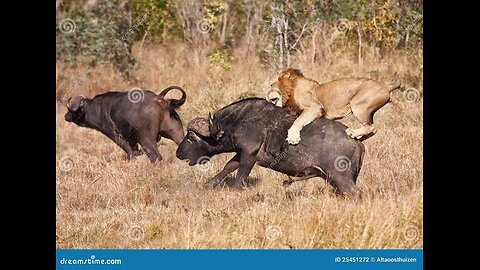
[406,31,410,48]
[284,18,290,67]
[278,33,283,68]
[83,0,98,11]
[310,25,318,64]
[356,20,363,67]
[220,12,228,46]
[244,10,253,58]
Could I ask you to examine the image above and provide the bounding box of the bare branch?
[289,22,308,51]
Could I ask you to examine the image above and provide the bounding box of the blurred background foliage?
[56,0,422,76]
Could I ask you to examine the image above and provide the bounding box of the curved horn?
[66,95,86,111]
[157,86,186,108]
[66,97,73,110]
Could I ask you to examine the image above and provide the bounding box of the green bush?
[56,0,422,72]
[56,0,135,77]
[207,48,234,70]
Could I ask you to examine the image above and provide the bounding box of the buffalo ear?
[208,113,214,125]
[207,112,224,141]
[215,130,224,140]
[79,97,89,108]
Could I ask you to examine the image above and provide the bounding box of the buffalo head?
[176,113,224,166]
[65,95,90,126]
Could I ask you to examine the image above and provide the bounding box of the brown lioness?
[266,68,400,144]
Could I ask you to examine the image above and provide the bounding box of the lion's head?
[266,68,304,115]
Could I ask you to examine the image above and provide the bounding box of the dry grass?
[56,44,423,249]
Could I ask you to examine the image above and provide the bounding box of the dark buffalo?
[65,86,186,163]
[176,97,365,196]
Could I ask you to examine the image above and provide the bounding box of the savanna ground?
[56,43,422,249]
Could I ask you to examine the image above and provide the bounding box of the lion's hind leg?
[346,125,376,139]
[348,86,390,139]
[324,105,352,120]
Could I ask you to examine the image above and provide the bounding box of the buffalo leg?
[127,137,143,157]
[100,129,134,159]
[136,128,162,163]
[327,171,360,197]
[139,136,162,163]
[205,154,240,188]
[231,153,257,189]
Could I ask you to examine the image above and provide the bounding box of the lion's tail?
[387,72,401,92]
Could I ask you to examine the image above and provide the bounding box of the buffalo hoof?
[338,186,362,200]
[204,178,224,189]
[229,183,245,191]
[343,191,363,202]
[282,179,294,187]
[133,150,144,156]
[149,155,162,164]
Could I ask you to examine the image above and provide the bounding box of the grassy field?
[56,44,423,249]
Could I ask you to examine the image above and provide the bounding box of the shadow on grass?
[205,175,262,190]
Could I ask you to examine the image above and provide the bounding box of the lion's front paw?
[287,129,301,145]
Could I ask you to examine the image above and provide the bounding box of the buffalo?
[176,97,365,196]
[65,86,186,163]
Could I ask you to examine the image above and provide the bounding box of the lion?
[266,68,401,144]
